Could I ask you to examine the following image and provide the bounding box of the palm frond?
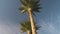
[20,20,41,32]
[19,0,42,14]
[20,20,31,32]
[21,10,26,14]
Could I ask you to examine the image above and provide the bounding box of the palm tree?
[19,0,41,34]
[20,20,40,34]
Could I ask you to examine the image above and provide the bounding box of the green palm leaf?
[19,0,41,15]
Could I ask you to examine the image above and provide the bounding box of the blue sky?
[0,0,60,34]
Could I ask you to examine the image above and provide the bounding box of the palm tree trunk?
[27,8,37,34]
[27,31,30,34]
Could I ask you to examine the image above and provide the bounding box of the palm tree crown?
[19,0,41,14]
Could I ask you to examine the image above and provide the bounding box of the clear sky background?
[0,0,60,34]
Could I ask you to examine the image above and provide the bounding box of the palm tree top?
[19,0,41,14]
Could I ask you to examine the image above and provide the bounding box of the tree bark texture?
[27,8,37,34]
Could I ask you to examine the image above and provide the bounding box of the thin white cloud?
[0,20,20,34]
[38,20,59,34]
